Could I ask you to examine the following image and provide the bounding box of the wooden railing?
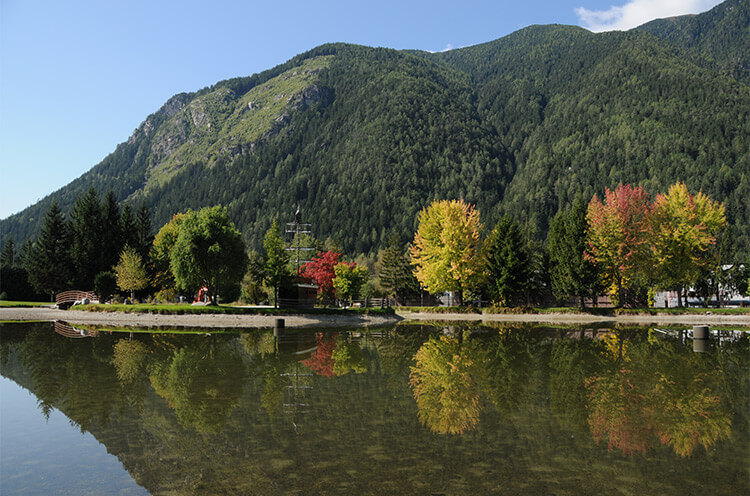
[56,290,98,307]
[54,320,98,338]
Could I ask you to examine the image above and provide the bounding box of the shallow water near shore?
[1,321,747,495]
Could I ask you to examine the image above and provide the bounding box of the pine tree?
[484,215,530,306]
[26,202,72,298]
[135,203,154,260]
[69,187,103,288]
[100,191,123,272]
[378,233,419,304]
[1,237,16,268]
[548,197,600,307]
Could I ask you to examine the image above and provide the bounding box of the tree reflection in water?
[0,322,746,495]
[409,330,486,435]
[585,329,732,457]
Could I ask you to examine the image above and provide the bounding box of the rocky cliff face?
[139,56,333,191]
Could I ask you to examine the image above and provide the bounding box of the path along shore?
[1,306,749,329]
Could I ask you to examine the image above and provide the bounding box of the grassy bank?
[0,301,53,308]
[72,303,396,316]
[395,305,750,316]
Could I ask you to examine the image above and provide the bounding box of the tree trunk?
[677,286,683,308]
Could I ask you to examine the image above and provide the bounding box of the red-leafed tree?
[299,250,342,302]
[586,184,651,307]
[302,333,337,377]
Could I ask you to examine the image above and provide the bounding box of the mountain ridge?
[2,0,748,259]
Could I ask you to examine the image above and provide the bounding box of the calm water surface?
[0,321,747,495]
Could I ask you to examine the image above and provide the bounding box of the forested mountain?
[2,0,748,259]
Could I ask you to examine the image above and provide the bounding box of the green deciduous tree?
[263,220,291,308]
[115,246,150,301]
[410,199,484,305]
[170,206,247,305]
[152,213,185,295]
[333,262,369,306]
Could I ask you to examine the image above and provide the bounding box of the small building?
[279,283,318,308]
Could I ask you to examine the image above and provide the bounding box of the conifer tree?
[135,202,154,260]
[26,202,72,298]
[0,237,16,268]
[70,187,103,288]
[548,197,600,307]
[101,191,123,272]
[484,215,530,306]
[378,233,419,304]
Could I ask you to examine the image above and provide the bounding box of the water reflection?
[585,330,732,457]
[0,322,747,495]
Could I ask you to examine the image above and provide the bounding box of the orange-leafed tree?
[586,184,651,307]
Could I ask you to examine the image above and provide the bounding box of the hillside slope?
[2,0,748,259]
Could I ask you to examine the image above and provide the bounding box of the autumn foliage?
[299,251,343,301]
[586,182,726,306]
[410,199,484,305]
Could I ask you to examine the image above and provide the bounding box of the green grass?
[396,306,483,314]
[0,300,53,308]
[394,305,750,316]
[73,303,396,316]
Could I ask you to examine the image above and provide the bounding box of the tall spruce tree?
[26,202,72,298]
[100,191,123,272]
[135,203,154,260]
[70,187,103,288]
[379,233,419,304]
[1,237,16,268]
[548,197,600,307]
[120,203,137,249]
[484,215,530,306]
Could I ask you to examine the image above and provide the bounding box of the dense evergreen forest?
[1,0,748,259]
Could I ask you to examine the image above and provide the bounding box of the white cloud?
[575,0,723,32]
[442,43,455,52]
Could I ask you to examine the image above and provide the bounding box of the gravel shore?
[1,306,748,329]
[0,307,400,329]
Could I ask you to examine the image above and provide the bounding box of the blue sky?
[0,0,722,220]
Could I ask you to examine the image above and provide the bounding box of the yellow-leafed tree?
[410,199,484,306]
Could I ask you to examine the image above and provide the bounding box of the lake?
[0,321,747,495]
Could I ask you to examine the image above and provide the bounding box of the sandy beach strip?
[0,307,400,329]
[2,306,748,329]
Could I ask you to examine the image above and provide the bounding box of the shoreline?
[1,306,748,329]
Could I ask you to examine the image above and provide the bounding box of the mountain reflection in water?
[0,322,747,496]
